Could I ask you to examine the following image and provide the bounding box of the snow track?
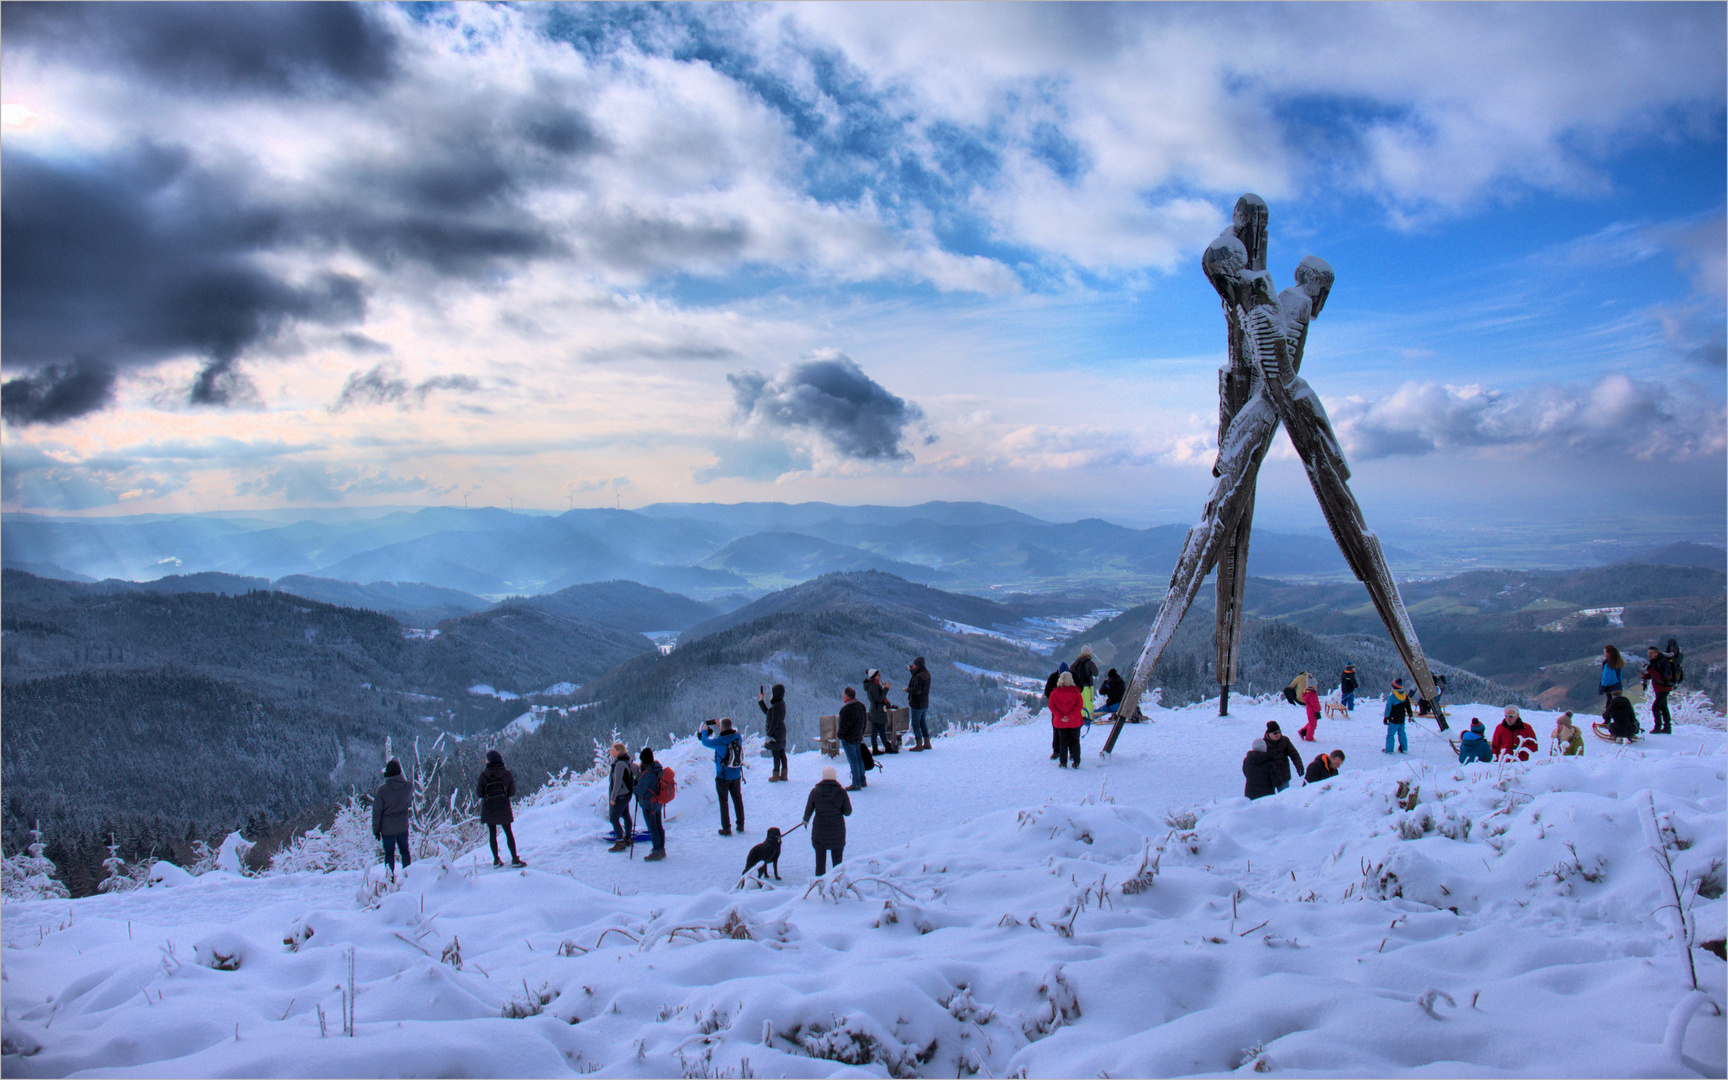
[3,698,1723,1078]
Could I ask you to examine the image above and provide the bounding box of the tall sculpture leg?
[1102,394,1279,754]
[1214,487,1255,716]
[1248,303,1449,729]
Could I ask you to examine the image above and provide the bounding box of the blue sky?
[1,2,1723,552]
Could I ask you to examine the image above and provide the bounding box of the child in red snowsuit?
[1299,685,1322,741]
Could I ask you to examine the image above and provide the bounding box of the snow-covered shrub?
[1,823,69,901]
[185,839,220,876]
[270,795,376,874]
[97,835,146,894]
[1672,690,1724,730]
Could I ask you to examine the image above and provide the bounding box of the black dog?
[743,827,783,881]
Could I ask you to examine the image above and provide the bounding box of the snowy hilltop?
[3,695,1724,1078]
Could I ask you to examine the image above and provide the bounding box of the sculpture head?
[1202,232,1248,299]
[1293,256,1334,316]
[1232,194,1268,270]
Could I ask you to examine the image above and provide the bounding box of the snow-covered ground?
[4,697,1724,1078]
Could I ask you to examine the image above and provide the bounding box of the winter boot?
[608,840,630,853]
[644,850,665,862]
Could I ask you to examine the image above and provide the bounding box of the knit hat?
[1471,719,1485,732]
[822,766,837,781]
[1057,661,1070,673]
[1265,720,1281,734]
[485,749,503,765]
[1391,678,1404,689]
[1251,738,1267,753]
[866,668,880,679]
[383,759,401,777]
[1079,645,1094,658]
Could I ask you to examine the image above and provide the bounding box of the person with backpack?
[837,687,868,791]
[634,747,669,861]
[757,684,789,780]
[863,670,894,754]
[372,758,413,879]
[1598,645,1625,703]
[1099,668,1126,715]
[1458,719,1493,763]
[606,742,637,852]
[1071,645,1099,719]
[1641,646,1674,735]
[1383,679,1412,754]
[1491,706,1539,760]
[1299,683,1322,741]
[1049,671,1085,768]
[1304,748,1345,783]
[802,765,852,875]
[477,750,524,867]
[905,657,933,752]
[698,717,745,836]
[1339,663,1358,713]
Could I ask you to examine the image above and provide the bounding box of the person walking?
[758,684,789,780]
[1262,721,1303,791]
[1242,738,1279,799]
[1383,679,1412,754]
[1100,668,1126,716]
[1458,719,1493,763]
[1598,645,1625,704]
[606,742,637,852]
[477,749,524,867]
[1299,683,1322,741]
[1049,671,1085,768]
[371,758,413,879]
[837,687,869,791]
[634,747,667,861]
[864,670,893,754]
[1491,706,1539,760]
[1551,712,1585,756]
[698,717,745,836]
[803,765,852,875]
[1641,646,1674,735]
[1071,645,1099,719]
[1045,661,1070,759]
[1304,749,1345,783]
[905,657,933,752]
[1339,663,1358,714]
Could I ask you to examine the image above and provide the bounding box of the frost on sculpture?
[1104,194,1449,752]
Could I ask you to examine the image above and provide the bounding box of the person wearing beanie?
[477,749,524,867]
[1100,667,1127,715]
[1602,690,1639,743]
[606,742,638,852]
[803,764,853,875]
[698,716,745,836]
[633,746,667,861]
[1383,678,1412,754]
[1304,748,1346,783]
[864,669,894,754]
[372,758,413,879]
[1640,646,1674,735]
[758,683,789,779]
[1458,718,1493,764]
[1071,645,1099,720]
[1551,712,1585,757]
[1049,671,1086,768]
[905,657,933,752]
[1242,738,1278,799]
[1261,721,1304,791]
[1339,663,1358,714]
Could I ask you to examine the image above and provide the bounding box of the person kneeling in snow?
[1491,706,1538,761]
[1551,712,1584,756]
[803,765,852,875]
[1304,748,1345,783]
[1457,719,1493,764]
[1602,690,1640,742]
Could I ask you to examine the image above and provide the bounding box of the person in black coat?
[372,759,413,878]
[1261,721,1303,792]
[905,657,933,752]
[1243,739,1279,799]
[802,765,853,874]
[837,688,869,791]
[1100,668,1126,713]
[1304,749,1345,783]
[606,743,637,852]
[758,684,789,781]
[1604,690,1640,741]
[634,747,667,861]
[477,749,524,867]
[864,670,893,753]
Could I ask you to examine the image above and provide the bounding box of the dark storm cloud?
[0,357,118,426]
[332,364,483,411]
[1,143,368,421]
[728,353,925,461]
[1,2,398,96]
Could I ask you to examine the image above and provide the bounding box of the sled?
[1591,721,1640,744]
[818,714,839,757]
[597,830,654,844]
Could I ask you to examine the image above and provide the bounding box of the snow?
[939,613,1120,656]
[466,684,520,701]
[401,627,441,641]
[4,696,1723,1078]
[529,682,580,699]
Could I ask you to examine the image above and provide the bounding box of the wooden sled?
[1591,721,1640,744]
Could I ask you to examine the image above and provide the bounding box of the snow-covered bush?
[270,795,376,874]
[1,823,69,901]
[1672,690,1724,730]
[97,835,148,894]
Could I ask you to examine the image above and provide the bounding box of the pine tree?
[98,833,138,893]
[1,821,71,901]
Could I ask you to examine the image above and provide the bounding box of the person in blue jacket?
[1457,718,1492,764]
[698,717,745,836]
[1598,645,1625,702]
[1383,678,1412,754]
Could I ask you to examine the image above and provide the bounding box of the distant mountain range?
[2,501,1424,600]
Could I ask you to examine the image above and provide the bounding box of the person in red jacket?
[1641,645,1674,735]
[1491,705,1538,761]
[1049,671,1086,769]
[1299,684,1322,741]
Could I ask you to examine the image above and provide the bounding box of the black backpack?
[483,777,509,813]
[723,736,743,772]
